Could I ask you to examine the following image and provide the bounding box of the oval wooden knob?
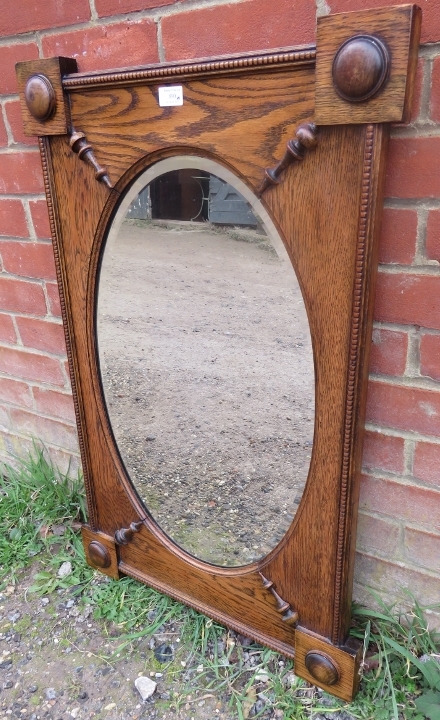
[305,650,340,686]
[88,541,111,569]
[332,35,390,103]
[24,74,56,121]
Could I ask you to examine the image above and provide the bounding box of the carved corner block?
[15,57,78,136]
[294,628,362,702]
[315,4,422,125]
[81,526,120,579]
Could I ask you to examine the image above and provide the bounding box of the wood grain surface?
[16,57,78,136]
[68,67,315,191]
[315,4,422,124]
[42,98,384,650]
[295,628,362,702]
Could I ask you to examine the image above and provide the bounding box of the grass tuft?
[350,595,440,720]
[0,443,86,581]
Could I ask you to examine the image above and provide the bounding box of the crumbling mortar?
[156,18,165,63]
[21,199,37,241]
[0,102,14,145]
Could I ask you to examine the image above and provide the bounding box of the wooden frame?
[16,5,420,701]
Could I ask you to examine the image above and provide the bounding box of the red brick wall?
[0,0,439,618]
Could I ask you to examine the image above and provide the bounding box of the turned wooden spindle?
[69,130,113,189]
[114,520,144,545]
[258,122,318,196]
[259,572,299,626]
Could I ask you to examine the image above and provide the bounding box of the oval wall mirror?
[97,157,315,566]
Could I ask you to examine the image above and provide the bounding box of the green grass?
[0,444,86,582]
[0,446,439,719]
[350,598,440,720]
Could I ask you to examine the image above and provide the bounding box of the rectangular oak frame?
[16,5,421,701]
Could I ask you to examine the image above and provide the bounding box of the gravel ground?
[0,569,356,720]
[0,574,236,720]
[98,221,314,566]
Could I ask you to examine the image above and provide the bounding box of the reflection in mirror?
[97,157,314,567]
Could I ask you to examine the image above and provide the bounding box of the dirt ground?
[0,568,353,720]
[97,221,314,566]
[0,574,242,720]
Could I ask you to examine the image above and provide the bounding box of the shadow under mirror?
[97,157,315,567]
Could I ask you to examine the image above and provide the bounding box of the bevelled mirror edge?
[15,4,421,702]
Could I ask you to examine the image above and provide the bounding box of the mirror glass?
[97,157,314,567]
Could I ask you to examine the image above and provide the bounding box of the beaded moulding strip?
[62,47,316,90]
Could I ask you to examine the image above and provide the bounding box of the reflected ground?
[98,219,314,566]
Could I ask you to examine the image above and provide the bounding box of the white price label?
[158,85,183,107]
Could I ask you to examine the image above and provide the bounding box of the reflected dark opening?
[126,169,259,227]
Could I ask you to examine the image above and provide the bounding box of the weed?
[350,594,440,720]
[0,444,86,582]
[27,530,94,595]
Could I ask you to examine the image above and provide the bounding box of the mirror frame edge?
[15,4,421,702]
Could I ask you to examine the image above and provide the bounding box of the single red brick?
[374,272,440,330]
[327,0,440,44]
[15,317,66,355]
[0,313,17,344]
[356,511,401,556]
[0,0,90,36]
[0,153,44,194]
[362,430,405,474]
[414,441,440,488]
[360,473,440,529]
[378,208,417,265]
[0,113,7,148]
[366,380,440,437]
[42,20,159,73]
[162,0,314,60]
[0,200,29,238]
[46,283,62,317]
[0,377,32,408]
[96,0,175,17]
[0,347,65,386]
[0,405,10,430]
[47,446,81,476]
[431,57,440,123]
[0,43,39,95]
[33,387,75,422]
[0,277,47,315]
[420,334,440,381]
[9,408,79,452]
[0,241,56,281]
[354,552,440,608]
[29,200,51,240]
[4,101,38,147]
[385,138,440,199]
[426,209,440,263]
[0,431,36,459]
[370,328,408,376]
[405,527,440,570]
